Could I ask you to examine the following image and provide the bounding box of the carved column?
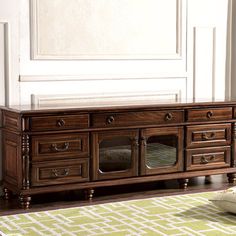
[228,124,236,184]
[22,134,30,190]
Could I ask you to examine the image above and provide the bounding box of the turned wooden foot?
[205,175,211,184]
[3,188,11,200]
[178,178,189,189]
[85,189,94,201]
[19,195,31,209]
[227,173,236,184]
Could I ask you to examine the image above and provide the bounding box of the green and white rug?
[0,191,236,236]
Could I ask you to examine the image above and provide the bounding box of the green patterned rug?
[1,191,236,236]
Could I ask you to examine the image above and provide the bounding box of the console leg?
[3,188,11,200]
[205,175,211,184]
[227,173,236,184]
[85,189,94,201]
[19,195,31,209]
[178,178,189,189]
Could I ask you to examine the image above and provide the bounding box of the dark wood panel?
[2,111,21,131]
[31,133,89,161]
[91,110,184,128]
[2,131,22,188]
[187,107,232,122]
[30,114,89,131]
[31,159,89,186]
[186,146,231,171]
[186,123,231,148]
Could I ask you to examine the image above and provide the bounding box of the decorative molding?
[31,91,182,108]
[193,27,216,100]
[20,74,188,82]
[0,21,10,106]
[30,0,184,60]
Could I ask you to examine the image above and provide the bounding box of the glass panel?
[146,135,177,168]
[99,137,132,172]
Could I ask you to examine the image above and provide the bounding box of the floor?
[0,174,233,216]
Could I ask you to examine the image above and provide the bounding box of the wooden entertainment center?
[1,99,236,208]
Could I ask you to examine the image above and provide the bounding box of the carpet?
[0,191,236,236]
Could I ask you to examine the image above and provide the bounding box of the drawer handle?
[206,111,213,119]
[106,115,115,124]
[51,142,69,152]
[52,168,69,177]
[202,132,216,140]
[201,155,215,164]
[165,112,173,121]
[57,119,66,127]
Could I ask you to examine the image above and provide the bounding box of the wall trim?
[0,20,10,106]
[31,90,182,107]
[20,74,188,82]
[30,0,184,60]
[193,26,216,100]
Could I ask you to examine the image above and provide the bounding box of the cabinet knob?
[165,112,173,121]
[206,111,213,119]
[202,132,216,140]
[52,168,69,177]
[200,155,215,164]
[106,115,115,124]
[51,142,69,152]
[57,119,65,127]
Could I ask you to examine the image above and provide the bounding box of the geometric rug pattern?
[1,191,236,236]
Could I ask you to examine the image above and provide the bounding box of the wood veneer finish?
[1,100,236,208]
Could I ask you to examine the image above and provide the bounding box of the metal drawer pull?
[52,168,69,177]
[165,112,173,121]
[106,115,115,124]
[202,132,216,140]
[51,142,69,152]
[56,119,66,127]
[206,111,213,119]
[200,155,215,164]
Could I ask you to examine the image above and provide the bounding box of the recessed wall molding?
[0,20,10,106]
[30,0,185,60]
[193,27,216,100]
[31,90,182,107]
[20,74,188,82]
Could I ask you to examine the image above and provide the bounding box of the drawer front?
[31,159,89,186]
[30,114,89,131]
[186,146,231,171]
[32,133,89,161]
[92,110,184,127]
[187,107,232,122]
[186,124,231,148]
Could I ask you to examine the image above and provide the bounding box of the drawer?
[187,107,232,122]
[31,159,89,186]
[186,146,231,171]
[91,110,184,127]
[30,114,89,131]
[31,133,89,161]
[186,124,231,148]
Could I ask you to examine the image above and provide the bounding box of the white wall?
[17,0,230,105]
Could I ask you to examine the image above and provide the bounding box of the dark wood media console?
[2,99,236,208]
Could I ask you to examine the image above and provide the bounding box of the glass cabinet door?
[92,130,139,180]
[140,127,183,175]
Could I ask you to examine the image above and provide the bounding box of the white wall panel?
[0,23,5,105]
[187,0,228,100]
[193,27,215,100]
[19,78,187,105]
[20,0,187,80]
[31,0,183,60]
